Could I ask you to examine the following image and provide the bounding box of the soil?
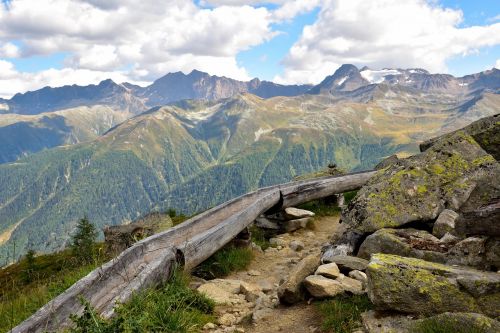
[226,214,341,333]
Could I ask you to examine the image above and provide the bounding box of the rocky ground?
[197,214,341,333]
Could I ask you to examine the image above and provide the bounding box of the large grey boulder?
[366,254,500,317]
[358,228,498,270]
[321,254,369,271]
[278,254,320,304]
[362,310,500,333]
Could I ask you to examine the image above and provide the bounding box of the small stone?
[218,313,237,326]
[203,322,216,330]
[290,240,305,251]
[315,263,341,279]
[247,270,261,276]
[277,245,283,250]
[348,270,368,289]
[269,238,287,247]
[240,282,263,302]
[257,280,274,293]
[235,328,245,333]
[283,207,315,219]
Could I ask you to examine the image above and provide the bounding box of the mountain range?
[0,64,498,260]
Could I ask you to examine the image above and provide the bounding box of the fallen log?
[11,170,375,333]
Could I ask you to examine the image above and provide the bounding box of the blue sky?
[0,0,499,97]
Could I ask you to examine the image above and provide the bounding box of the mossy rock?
[366,254,500,317]
[342,129,499,234]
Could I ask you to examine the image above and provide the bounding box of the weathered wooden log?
[279,171,377,208]
[456,199,500,236]
[12,170,375,333]
[179,190,280,270]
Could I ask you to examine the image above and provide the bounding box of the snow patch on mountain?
[337,76,349,85]
[360,69,401,83]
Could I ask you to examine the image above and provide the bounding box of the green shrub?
[343,190,358,204]
[193,246,254,279]
[318,294,372,333]
[298,200,341,217]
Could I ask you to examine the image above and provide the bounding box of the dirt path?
[226,214,341,333]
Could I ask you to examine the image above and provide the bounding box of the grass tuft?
[69,270,215,333]
[298,200,341,217]
[249,225,270,250]
[193,246,254,279]
[317,294,372,333]
[412,317,490,333]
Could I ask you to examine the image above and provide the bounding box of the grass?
[317,294,373,333]
[249,225,270,250]
[343,190,358,205]
[298,199,341,217]
[412,317,490,333]
[68,270,215,333]
[193,245,254,279]
[0,244,110,332]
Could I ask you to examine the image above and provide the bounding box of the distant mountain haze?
[0,65,498,259]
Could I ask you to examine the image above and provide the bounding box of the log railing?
[11,170,376,333]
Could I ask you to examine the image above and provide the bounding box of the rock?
[440,232,460,243]
[254,217,280,230]
[374,154,399,170]
[203,322,216,330]
[269,237,287,247]
[358,228,495,270]
[303,275,344,298]
[289,240,305,252]
[456,198,500,237]
[366,254,500,317]
[432,209,459,238]
[240,282,262,302]
[198,279,244,305]
[218,313,237,326]
[362,310,500,333]
[336,274,364,294]
[485,238,500,270]
[341,124,499,235]
[348,270,367,289]
[322,254,368,272]
[281,218,311,233]
[315,263,341,279]
[278,254,320,304]
[247,270,261,276]
[283,207,315,219]
[257,280,274,293]
[103,212,172,254]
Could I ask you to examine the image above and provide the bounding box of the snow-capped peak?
[360,69,401,84]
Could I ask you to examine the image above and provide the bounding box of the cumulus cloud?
[0,0,304,97]
[275,0,500,84]
[495,59,500,69]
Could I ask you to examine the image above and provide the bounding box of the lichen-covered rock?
[343,132,498,235]
[321,254,368,271]
[456,198,500,237]
[432,209,459,238]
[278,254,320,304]
[366,254,500,317]
[362,310,500,333]
[358,228,498,270]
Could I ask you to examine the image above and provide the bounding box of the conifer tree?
[71,217,98,263]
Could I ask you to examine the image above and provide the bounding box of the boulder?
[240,281,263,302]
[374,154,399,170]
[340,125,499,235]
[269,237,287,247]
[336,274,364,294]
[358,228,497,270]
[456,198,500,237]
[432,209,459,238]
[278,254,320,304]
[366,254,500,317]
[322,254,368,272]
[362,310,500,333]
[283,207,315,220]
[315,263,341,279]
[254,217,280,230]
[303,275,344,298]
[281,217,311,233]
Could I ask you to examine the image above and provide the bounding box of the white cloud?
[495,59,500,69]
[275,0,500,84]
[0,0,309,97]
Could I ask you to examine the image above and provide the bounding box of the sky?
[0,0,499,98]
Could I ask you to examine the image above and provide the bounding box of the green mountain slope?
[0,92,498,260]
